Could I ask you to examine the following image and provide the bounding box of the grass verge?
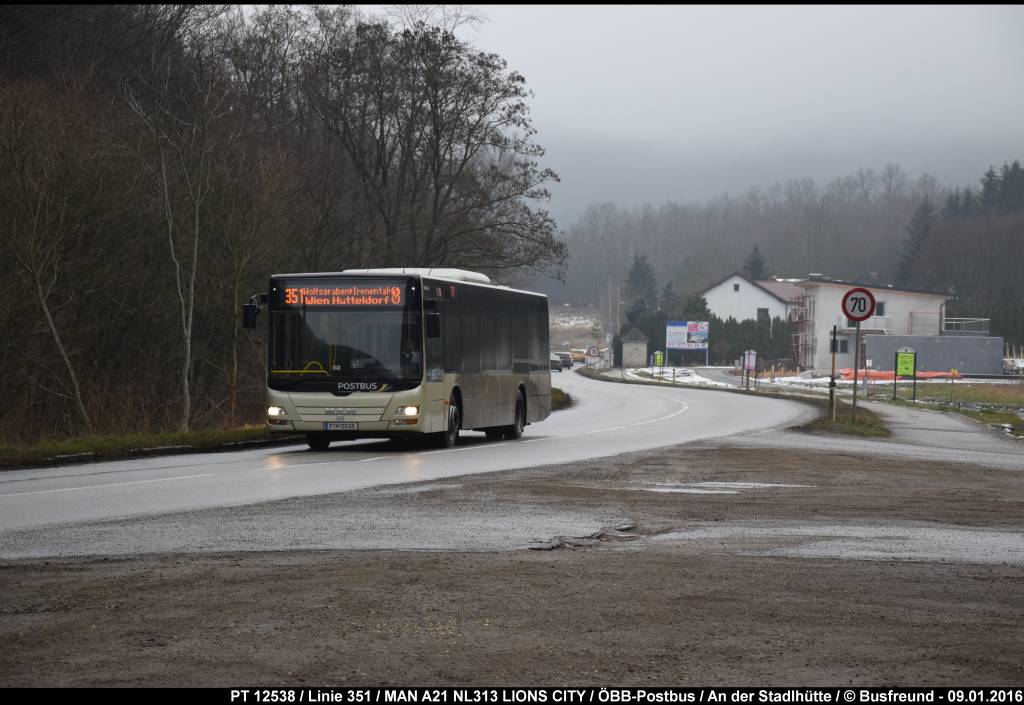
[551,387,572,411]
[897,381,1024,406]
[0,427,302,469]
[797,397,891,438]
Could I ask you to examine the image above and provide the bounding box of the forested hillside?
[538,163,1023,348]
[0,5,564,441]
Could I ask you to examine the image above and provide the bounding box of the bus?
[243,268,551,450]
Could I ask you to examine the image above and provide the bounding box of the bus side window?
[513,310,528,360]
[463,310,480,372]
[496,316,511,370]
[443,304,461,373]
[528,304,543,364]
[479,313,495,371]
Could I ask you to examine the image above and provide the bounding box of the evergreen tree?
[680,294,710,320]
[961,188,979,218]
[980,166,1001,215]
[894,198,935,287]
[943,189,961,219]
[1000,160,1024,214]
[624,253,658,316]
[659,281,681,314]
[742,244,769,280]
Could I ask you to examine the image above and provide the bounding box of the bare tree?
[0,81,99,433]
[301,13,565,278]
[125,14,236,432]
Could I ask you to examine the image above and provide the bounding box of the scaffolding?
[791,292,816,370]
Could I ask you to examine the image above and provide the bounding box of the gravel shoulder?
[2,427,1023,685]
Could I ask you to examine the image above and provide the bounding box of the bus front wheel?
[437,402,461,448]
[306,432,331,451]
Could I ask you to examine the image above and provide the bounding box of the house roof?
[796,276,951,299]
[700,271,803,305]
[621,327,650,343]
[756,279,804,303]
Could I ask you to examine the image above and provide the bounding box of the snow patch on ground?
[625,366,733,388]
[550,310,602,330]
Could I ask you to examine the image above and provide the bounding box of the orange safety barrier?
[839,369,955,381]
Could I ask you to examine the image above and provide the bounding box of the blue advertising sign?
[667,321,708,350]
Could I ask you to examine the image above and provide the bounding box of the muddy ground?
[2,442,1023,686]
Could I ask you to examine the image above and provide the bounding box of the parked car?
[550,353,563,372]
[556,352,572,369]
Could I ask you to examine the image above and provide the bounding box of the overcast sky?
[366,5,1024,227]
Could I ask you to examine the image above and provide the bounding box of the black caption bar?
[218,689,1024,705]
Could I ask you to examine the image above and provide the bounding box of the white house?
[792,276,951,371]
[701,272,803,323]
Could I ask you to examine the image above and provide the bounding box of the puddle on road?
[638,488,739,494]
[690,482,817,489]
[628,481,817,495]
[653,522,1024,565]
[380,482,464,495]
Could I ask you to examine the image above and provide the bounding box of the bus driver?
[401,337,421,374]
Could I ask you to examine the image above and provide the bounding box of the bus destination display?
[279,281,404,307]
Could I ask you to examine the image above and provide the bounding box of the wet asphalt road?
[0,369,815,532]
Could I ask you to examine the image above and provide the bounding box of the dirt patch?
[2,444,1024,685]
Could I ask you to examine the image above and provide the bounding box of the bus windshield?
[269,308,422,389]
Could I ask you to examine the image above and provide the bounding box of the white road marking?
[586,426,627,434]
[420,442,506,456]
[0,473,216,499]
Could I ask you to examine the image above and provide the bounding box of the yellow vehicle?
[243,268,551,450]
[570,349,587,363]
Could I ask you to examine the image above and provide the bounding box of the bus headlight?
[267,406,288,417]
[396,405,419,417]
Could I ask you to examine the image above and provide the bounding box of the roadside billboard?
[667,321,709,350]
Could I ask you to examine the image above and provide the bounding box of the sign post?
[743,350,757,391]
[829,325,837,423]
[841,287,876,422]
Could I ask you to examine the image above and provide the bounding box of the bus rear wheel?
[504,394,525,440]
[305,432,331,451]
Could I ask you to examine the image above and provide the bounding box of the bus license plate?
[324,422,357,431]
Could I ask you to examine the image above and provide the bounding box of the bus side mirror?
[426,311,441,338]
[242,292,268,330]
[242,302,260,329]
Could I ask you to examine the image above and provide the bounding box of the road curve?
[0,370,814,531]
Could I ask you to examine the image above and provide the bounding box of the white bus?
[243,268,551,450]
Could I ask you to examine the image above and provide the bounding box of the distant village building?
[621,327,649,368]
[701,272,803,323]
[703,272,1002,374]
[792,276,1001,374]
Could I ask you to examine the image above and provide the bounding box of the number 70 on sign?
[841,287,876,321]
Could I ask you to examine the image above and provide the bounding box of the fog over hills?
[455,4,1024,228]
[535,125,1018,228]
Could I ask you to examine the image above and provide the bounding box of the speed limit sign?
[841,287,876,322]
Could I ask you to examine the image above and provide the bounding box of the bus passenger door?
[424,303,446,431]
